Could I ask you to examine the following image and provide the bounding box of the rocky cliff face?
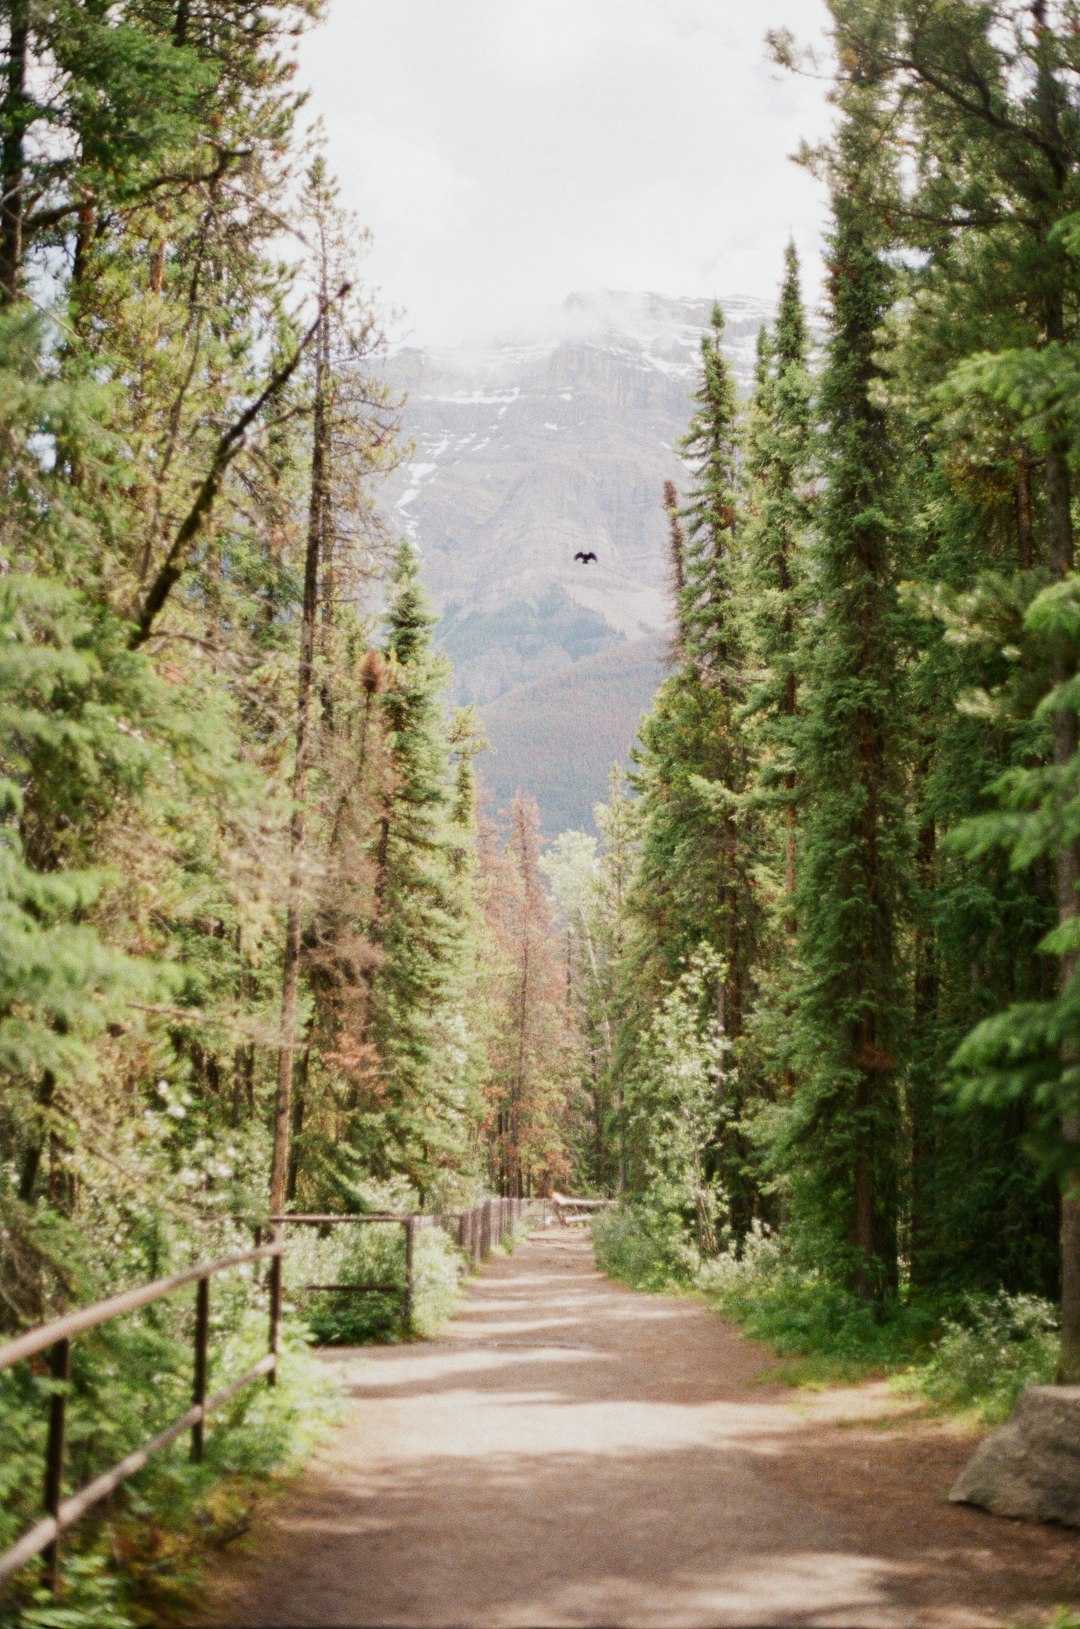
[376,290,774,829]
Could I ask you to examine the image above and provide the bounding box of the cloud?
[298,0,834,345]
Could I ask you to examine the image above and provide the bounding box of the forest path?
[198,1233,1078,1629]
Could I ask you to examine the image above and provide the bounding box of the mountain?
[477,635,668,833]
[376,290,775,831]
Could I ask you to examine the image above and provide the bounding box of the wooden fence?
[0,1194,541,1597]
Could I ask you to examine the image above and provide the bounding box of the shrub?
[694,1224,938,1371]
[289,1224,408,1345]
[592,1204,700,1291]
[915,1291,1057,1421]
[410,1226,465,1337]
[287,1220,467,1344]
[0,1320,338,1629]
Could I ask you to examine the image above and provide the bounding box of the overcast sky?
[297,0,836,348]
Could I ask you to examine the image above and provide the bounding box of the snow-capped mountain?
[376,290,774,829]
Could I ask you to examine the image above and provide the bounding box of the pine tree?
[360,543,472,1194]
[782,86,911,1297]
[740,243,812,1100]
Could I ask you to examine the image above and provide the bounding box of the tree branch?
[128,281,351,650]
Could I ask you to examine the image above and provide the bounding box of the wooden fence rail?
[0,1238,285,1594]
[0,1194,542,1597]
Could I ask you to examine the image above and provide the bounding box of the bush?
[0,1319,338,1629]
[694,1223,939,1372]
[410,1227,465,1337]
[915,1291,1057,1422]
[592,1204,699,1292]
[287,1220,467,1344]
[288,1224,407,1345]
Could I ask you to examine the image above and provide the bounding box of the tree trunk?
[1016,453,1035,571]
[910,812,938,1289]
[17,1070,55,1203]
[285,1034,312,1204]
[1044,347,1080,1382]
[0,0,28,303]
[269,292,330,1216]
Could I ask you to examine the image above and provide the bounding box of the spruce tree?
[362,542,470,1192]
[740,243,812,1100]
[783,90,910,1297]
[622,305,761,1231]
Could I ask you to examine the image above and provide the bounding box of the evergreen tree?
[740,242,812,1101]
[361,543,471,1194]
[781,86,911,1297]
[620,305,761,1232]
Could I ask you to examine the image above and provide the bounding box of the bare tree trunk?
[0,0,28,303]
[269,289,330,1215]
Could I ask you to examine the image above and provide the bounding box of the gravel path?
[198,1232,1080,1628]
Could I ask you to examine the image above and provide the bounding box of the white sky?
[297,0,835,347]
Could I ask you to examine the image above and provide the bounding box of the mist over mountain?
[377,291,774,831]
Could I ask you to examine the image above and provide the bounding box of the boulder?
[949,1385,1080,1526]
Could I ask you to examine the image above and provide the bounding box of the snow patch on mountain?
[377,289,775,715]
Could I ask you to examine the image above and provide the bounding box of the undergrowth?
[0,1321,339,1629]
[593,1207,1057,1421]
[287,1221,467,1344]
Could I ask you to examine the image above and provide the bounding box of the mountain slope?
[376,291,774,829]
[477,636,668,833]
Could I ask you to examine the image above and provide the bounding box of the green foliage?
[409,1227,467,1338]
[696,1226,937,1375]
[289,1225,410,1344]
[596,1207,1052,1423]
[285,1222,466,1345]
[0,1315,338,1629]
[592,1204,697,1292]
[621,949,730,1256]
[914,1292,1057,1422]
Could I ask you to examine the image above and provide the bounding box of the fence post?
[267,1237,282,1389]
[192,1276,209,1462]
[43,1337,71,1592]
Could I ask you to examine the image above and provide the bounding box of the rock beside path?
[950,1385,1080,1525]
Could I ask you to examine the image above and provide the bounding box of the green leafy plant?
[915,1292,1057,1422]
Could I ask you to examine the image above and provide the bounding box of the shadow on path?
[196,1233,1080,1629]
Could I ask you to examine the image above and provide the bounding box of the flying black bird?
[573,551,598,564]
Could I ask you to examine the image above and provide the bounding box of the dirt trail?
[198,1233,1079,1628]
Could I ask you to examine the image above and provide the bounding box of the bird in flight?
[573,551,598,564]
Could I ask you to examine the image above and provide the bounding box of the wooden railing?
[0,1194,539,1596]
[551,1195,615,1225]
[0,1237,284,1594]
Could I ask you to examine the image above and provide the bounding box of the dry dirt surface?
[197,1232,1080,1629]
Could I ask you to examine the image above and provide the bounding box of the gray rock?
[949,1385,1080,1525]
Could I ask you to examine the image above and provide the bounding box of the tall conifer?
[784,92,910,1296]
